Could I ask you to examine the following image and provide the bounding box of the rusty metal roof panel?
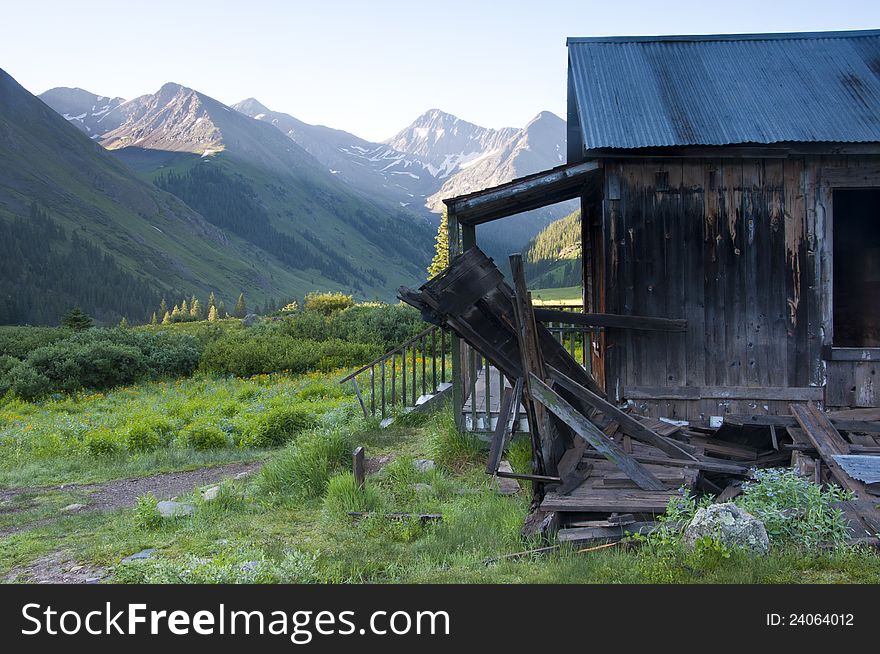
[566,30,880,150]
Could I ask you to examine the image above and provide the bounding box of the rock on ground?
[121,549,156,564]
[412,459,435,473]
[494,461,521,496]
[202,485,221,501]
[157,501,195,518]
[61,503,86,513]
[683,503,769,554]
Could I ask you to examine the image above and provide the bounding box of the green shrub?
[735,468,852,549]
[324,473,384,517]
[240,405,317,447]
[134,493,162,530]
[303,291,355,315]
[84,428,121,456]
[330,304,424,347]
[1,328,202,399]
[199,333,381,377]
[182,422,228,450]
[0,326,71,359]
[2,362,51,400]
[0,354,19,376]
[126,417,173,452]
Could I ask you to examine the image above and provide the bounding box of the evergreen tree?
[61,307,94,331]
[190,298,202,319]
[217,301,227,318]
[207,291,217,311]
[233,293,247,318]
[118,316,130,328]
[159,298,168,316]
[427,209,450,278]
[161,311,172,325]
[180,299,189,316]
[150,312,158,325]
[208,305,218,321]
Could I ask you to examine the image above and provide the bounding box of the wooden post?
[353,446,365,489]
[448,211,464,431]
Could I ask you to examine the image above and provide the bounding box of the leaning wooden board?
[541,488,677,513]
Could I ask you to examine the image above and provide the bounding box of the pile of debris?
[400,247,880,548]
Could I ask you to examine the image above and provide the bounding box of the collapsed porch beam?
[444,160,601,225]
[534,308,687,332]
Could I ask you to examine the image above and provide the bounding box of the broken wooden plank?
[529,374,666,491]
[716,482,743,503]
[495,470,561,484]
[349,512,442,522]
[533,308,687,332]
[541,488,675,513]
[558,521,659,546]
[790,402,867,496]
[579,449,752,476]
[723,414,880,434]
[546,364,697,461]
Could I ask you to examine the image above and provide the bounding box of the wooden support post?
[486,378,523,474]
[448,212,464,431]
[509,253,554,478]
[353,446,365,490]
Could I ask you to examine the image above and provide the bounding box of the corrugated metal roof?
[567,30,880,150]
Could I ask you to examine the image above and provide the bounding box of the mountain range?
[0,66,570,325]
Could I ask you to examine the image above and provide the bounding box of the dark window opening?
[833,189,880,347]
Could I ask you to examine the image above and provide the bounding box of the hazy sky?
[2,0,879,141]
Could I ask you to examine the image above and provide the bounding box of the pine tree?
[427,209,450,278]
[150,312,158,325]
[181,299,189,316]
[208,305,218,321]
[190,298,202,319]
[233,293,247,318]
[159,298,167,316]
[119,316,130,328]
[61,307,94,331]
[161,311,172,325]
[208,291,217,311]
[217,301,227,318]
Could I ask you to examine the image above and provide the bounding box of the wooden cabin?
[443,30,880,425]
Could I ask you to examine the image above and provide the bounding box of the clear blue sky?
[2,0,879,141]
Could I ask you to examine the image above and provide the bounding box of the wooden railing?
[460,303,592,432]
[338,325,451,421]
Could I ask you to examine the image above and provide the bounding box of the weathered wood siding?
[594,156,880,418]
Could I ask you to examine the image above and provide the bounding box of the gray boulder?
[412,459,435,473]
[157,500,195,518]
[121,548,156,564]
[683,503,769,554]
[241,314,261,327]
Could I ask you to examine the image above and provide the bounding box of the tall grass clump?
[323,473,384,517]
[426,408,484,469]
[255,425,355,500]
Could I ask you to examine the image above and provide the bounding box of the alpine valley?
[0,65,569,325]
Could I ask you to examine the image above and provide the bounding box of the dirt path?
[0,460,263,537]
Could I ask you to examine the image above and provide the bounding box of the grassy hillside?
[0,69,347,325]
[522,209,581,289]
